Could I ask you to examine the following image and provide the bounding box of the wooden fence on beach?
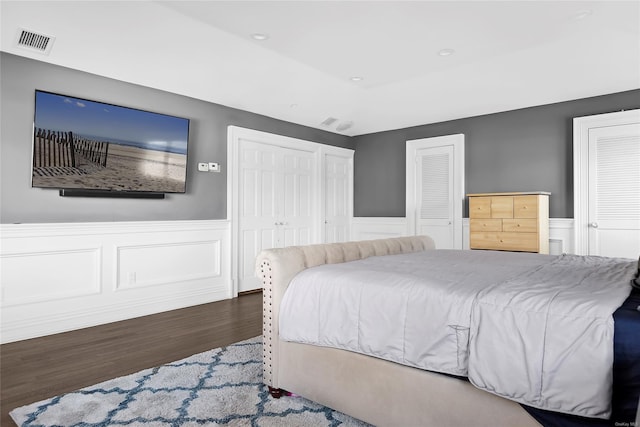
[33,128,110,169]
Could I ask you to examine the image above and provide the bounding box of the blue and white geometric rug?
[10,336,370,427]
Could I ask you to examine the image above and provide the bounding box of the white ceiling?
[2,0,639,136]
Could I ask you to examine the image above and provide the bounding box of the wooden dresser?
[468,192,550,254]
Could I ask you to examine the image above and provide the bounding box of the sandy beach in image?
[32,143,187,193]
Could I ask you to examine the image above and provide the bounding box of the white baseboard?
[352,217,575,255]
[0,220,231,343]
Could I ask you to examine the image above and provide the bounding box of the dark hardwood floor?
[0,293,262,426]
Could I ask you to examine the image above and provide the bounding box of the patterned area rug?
[10,337,370,426]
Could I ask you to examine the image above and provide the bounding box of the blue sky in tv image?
[34,91,189,155]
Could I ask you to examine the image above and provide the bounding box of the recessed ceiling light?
[438,48,455,57]
[350,76,364,82]
[251,33,269,41]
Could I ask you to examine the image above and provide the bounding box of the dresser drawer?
[470,232,539,252]
[469,197,492,218]
[502,218,538,233]
[470,219,502,232]
[490,196,513,218]
[514,195,539,218]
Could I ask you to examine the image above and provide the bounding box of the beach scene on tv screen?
[32,91,189,193]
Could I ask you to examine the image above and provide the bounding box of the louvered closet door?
[588,123,640,258]
[416,145,455,249]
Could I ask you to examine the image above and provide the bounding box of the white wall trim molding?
[351,217,408,241]
[2,246,103,306]
[0,220,231,343]
[548,218,575,255]
[114,239,222,291]
[0,219,220,238]
[353,217,575,255]
[5,286,223,337]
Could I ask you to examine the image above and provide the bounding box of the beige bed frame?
[256,236,541,426]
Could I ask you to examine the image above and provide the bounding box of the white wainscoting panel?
[0,220,231,343]
[548,218,575,255]
[2,247,101,306]
[116,240,221,290]
[353,217,575,254]
[351,217,409,241]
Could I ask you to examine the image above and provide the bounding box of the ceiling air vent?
[15,28,55,55]
[320,117,338,127]
[336,121,354,132]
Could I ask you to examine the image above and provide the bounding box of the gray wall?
[3,52,638,224]
[353,90,640,218]
[0,53,354,224]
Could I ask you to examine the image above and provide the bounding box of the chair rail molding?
[0,220,231,343]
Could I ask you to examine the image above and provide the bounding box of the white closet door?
[237,140,317,292]
[238,140,281,293]
[587,124,640,258]
[406,134,464,250]
[280,149,315,248]
[323,152,353,243]
[416,145,455,249]
[229,126,351,295]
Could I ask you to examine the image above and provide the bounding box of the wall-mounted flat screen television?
[31,90,190,196]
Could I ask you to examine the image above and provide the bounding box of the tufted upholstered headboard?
[255,235,436,388]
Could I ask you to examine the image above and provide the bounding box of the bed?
[255,235,640,427]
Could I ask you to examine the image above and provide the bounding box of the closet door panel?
[280,148,315,248]
[323,151,353,244]
[237,141,284,292]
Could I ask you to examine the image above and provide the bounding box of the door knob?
[589,222,599,228]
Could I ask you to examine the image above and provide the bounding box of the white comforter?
[279,250,635,418]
